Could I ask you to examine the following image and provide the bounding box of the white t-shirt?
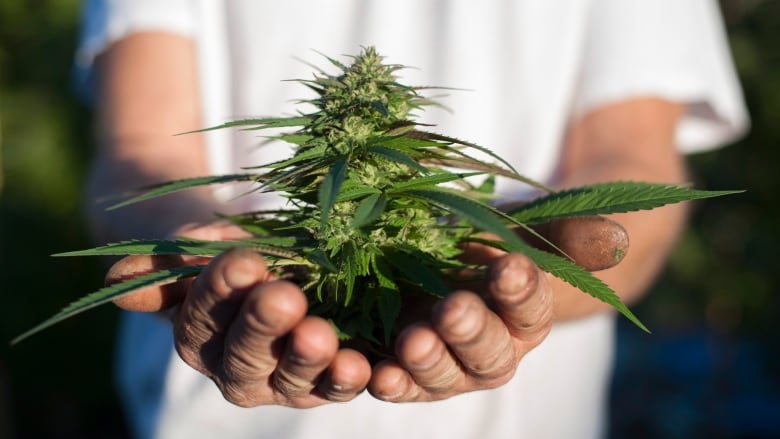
[78,1,748,438]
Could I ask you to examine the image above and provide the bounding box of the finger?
[175,220,252,241]
[215,280,312,407]
[106,221,253,312]
[431,291,519,386]
[173,249,274,375]
[371,314,505,403]
[486,253,553,347]
[107,254,211,311]
[270,316,339,399]
[546,216,629,271]
[393,323,465,398]
[318,348,372,402]
[370,359,418,402]
[457,233,506,266]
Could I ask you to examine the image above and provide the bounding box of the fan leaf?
[510,182,744,224]
[12,265,206,345]
[108,174,256,210]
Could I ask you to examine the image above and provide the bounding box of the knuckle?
[469,355,517,383]
[418,362,461,395]
[216,379,260,408]
[220,350,268,384]
[272,369,314,399]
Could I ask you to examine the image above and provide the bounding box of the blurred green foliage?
[0,0,777,438]
[1,0,127,437]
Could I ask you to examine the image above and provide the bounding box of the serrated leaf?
[372,135,443,150]
[107,174,256,210]
[12,265,206,344]
[351,193,388,229]
[509,182,744,224]
[180,116,312,135]
[318,156,349,231]
[484,238,649,332]
[53,237,303,259]
[53,239,230,257]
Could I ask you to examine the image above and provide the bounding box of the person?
[76,0,748,438]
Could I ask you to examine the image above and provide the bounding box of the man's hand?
[370,250,553,402]
[107,222,555,407]
[107,223,372,408]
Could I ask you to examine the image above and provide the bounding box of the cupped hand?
[368,245,554,402]
[106,222,372,408]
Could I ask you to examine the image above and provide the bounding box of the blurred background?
[0,1,777,438]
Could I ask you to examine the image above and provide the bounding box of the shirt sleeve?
[73,0,200,101]
[574,0,749,153]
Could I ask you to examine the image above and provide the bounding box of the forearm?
[550,98,689,321]
[85,145,220,243]
[86,32,219,243]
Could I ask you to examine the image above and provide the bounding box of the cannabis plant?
[13,47,738,345]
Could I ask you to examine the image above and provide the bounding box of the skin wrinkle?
[436,295,518,381]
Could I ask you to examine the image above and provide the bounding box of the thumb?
[106,254,209,312]
[106,220,252,312]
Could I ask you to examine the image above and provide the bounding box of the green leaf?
[509,182,744,223]
[484,238,649,332]
[367,145,430,174]
[306,248,338,272]
[261,155,333,190]
[343,246,358,306]
[384,251,450,297]
[391,172,483,191]
[53,239,230,257]
[53,237,302,259]
[107,174,256,210]
[261,143,328,170]
[12,265,206,344]
[180,116,312,134]
[335,185,382,202]
[371,100,389,116]
[351,193,388,229]
[475,175,495,194]
[266,133,314,146]
[372,135,443,150]
[318,156,349,231]
[376,288,401,345]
